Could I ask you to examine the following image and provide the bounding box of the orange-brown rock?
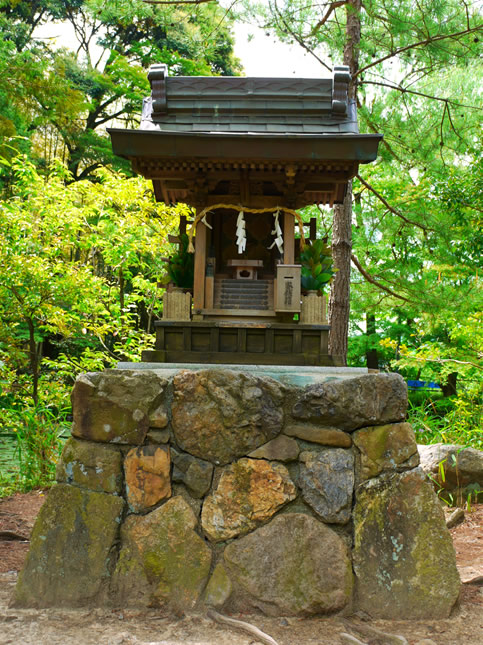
[201,458,296,542]
[125,445,171,512]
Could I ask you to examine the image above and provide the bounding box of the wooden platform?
[142,321,339,366]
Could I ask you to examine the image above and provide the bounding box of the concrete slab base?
[116,362,370,387]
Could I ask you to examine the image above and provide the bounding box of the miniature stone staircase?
[214,279,273,310]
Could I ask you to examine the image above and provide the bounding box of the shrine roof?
[108,65,382,188]
[137,66,359,135]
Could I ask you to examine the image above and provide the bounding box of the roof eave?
[108,128,383,164]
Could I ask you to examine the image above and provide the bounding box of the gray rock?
[56,437,123,495]
[446,507,465,528]
[14,484,124,607]
[71,370,167,444]
[171,447,214,498]
[418,443,483,503]
[248,435,300,461]
[292,373,407,432]
[299,449,354,524]
[284,424,352,447]
[172,369,285,464]
[146,429,170,444]
[353,469,460,619]
[223,513,352,616]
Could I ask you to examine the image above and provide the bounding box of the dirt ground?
[0,491,481,645]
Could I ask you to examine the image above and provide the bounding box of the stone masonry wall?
[14,369,460,619]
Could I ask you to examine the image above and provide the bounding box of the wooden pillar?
[193,218,207,313]
[284,212,295,265]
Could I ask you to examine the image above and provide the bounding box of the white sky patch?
[33,13,328,79]
[409,168,420,185]
[233,22,326,78]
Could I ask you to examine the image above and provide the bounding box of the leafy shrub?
[300,239,336,295]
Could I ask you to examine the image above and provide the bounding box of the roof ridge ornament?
[332,65,351,116]
[148,63,168,116]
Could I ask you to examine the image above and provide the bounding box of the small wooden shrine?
[109,65,381,366]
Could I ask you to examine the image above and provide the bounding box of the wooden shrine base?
[142,321,341,367]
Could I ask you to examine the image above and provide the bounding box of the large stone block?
[111,496,212,611]
[172,369,285,464]
[14,484,124,607]
[56,437,123,495]
[124,445,171,512]
[299,449,354,524]
[201,458,296,541]
[353,469,460,619]
[224,513,352,616]
[72,370,167,444]
[292,373,407,432]
[353,422,419,481]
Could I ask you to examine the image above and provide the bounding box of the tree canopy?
[0,0,241,178]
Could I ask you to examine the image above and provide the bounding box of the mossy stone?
[111,496,212,611]
[353,422,419,481]
[14,484,124,607]
[204,563,233,608]
[353,469,460,619]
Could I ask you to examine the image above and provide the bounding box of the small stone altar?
[14,369,460,619]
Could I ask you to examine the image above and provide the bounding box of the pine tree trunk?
[328,185,352,361]
[328,0,361,362]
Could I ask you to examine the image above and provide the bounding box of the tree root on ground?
[207,608,280,645]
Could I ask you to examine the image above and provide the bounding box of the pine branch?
[310,2,348,36]
[356,174,435,232]
[270,0,332,72]
[351,254,411,302]
[361,80,482,110]
[355,24,483,78]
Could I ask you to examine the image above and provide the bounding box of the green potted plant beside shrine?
[161,233,194,320]
[299,239,336,324]
[164,233,194,290]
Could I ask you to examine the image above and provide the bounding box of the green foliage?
[244,0,482,449]
[0,0,241,178]
[1,405,68,494]
[300,239,336,295]
[0,155,187,492]
[164,233,195,289]
[408,392,482,450]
